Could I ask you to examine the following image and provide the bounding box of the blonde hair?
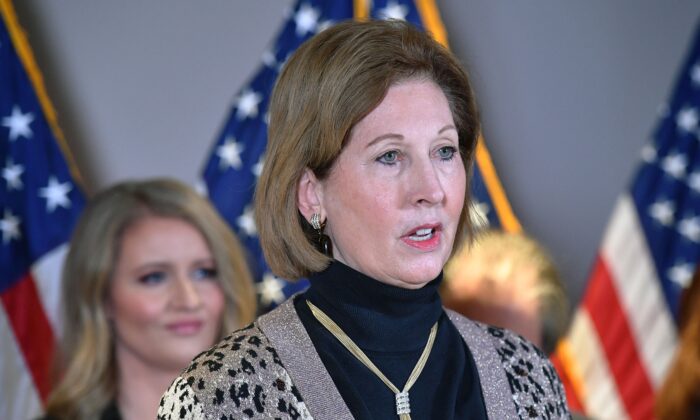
[255,19,480,280]
[44,178,256,419]
[444,229,569,354]
[655,269,700,420]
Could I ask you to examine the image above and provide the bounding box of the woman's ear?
[297,168,323,222]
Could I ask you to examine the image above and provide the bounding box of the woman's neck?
[304,260,443,352]
[114,346,180,420]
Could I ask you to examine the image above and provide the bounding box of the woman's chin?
[388,262,444,289]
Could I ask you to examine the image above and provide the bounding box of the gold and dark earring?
[310,213,332,257]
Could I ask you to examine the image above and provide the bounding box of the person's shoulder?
[446,311,571,419]
[158,322,312,419]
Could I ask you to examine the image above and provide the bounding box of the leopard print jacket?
[158,299,570,419]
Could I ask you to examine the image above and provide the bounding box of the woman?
[159,20,570,419]
[43,179,256,420]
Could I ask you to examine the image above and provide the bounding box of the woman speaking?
[159,19,570,419]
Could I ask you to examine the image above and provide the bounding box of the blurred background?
[4,1,700,419]
[11,0,700,309]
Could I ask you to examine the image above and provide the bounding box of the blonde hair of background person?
[443,229,570,355]
[44,178,256,420]
[655,267,700,420]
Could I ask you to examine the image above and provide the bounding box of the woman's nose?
[409,159,446,206]
[172,276,203,309]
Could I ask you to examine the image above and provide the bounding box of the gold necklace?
[306,300,438,420]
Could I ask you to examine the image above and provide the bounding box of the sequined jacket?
[157,299,570,419]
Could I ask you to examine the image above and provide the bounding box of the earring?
[310,212,332,257]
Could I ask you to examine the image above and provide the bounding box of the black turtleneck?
[294,261,487,419]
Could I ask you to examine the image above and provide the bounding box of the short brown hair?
[45,178,256,419]
[256,19,480,279]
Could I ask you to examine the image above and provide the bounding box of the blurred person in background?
[655,265,700,420]
[442,229,570,355]
[41,178,256,420]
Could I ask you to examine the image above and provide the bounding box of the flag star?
[237,205,257,237]
[252,155,265,178]
[2,159,24,190]
[667,263,694,288]
[216,138,244,170]
[2,105,35,141]
[678,216,700,242]
[0,209,21,244]
[378,1,409,20]
[262,50,277,68]
[689,171,700,193]
[640,144,656,163]
[676,107,698,133]
[691,63,700,87]
[648,200,675,226]
[235,89,263,120]
[470,201,490,229]
[257,272,286,306]
[294,3,320,37]
[661,152,687,179]
[39,176,73,212]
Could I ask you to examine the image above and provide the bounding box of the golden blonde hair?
[44,178,256,419]
[255,19,480,279]
[444,229,569,354]
[655,268,700,420]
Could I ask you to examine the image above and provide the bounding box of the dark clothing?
[38,401,121,420]
[294,261,488,419]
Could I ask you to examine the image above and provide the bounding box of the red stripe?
[583,255,655,420]
[0,273,56,403]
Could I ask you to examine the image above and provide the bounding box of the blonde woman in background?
[442,229,570,355]
[42,178,256,420]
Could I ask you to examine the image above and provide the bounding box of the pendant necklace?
[307,300,437,420]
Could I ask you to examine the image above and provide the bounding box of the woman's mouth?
[408,228,436,241]
[402,224,442,250]
[166,320,204,336]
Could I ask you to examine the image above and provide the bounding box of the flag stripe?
[584,256,655,420]
[568,310,628,419]
[0,305,43,420]
[0,0,83,186]
[601,195,678,388]
[31,243,69,335]
[0,273,55,403]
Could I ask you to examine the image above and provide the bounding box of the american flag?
[554,21,700,419]
[202,0,520,313]
[0,1,85,419]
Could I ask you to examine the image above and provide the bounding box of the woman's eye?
[138,272,166,285]
[193,267,218,281]
[377,150,400,165]
[437,146,457,160]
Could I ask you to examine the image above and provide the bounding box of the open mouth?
[408,227,436,242]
